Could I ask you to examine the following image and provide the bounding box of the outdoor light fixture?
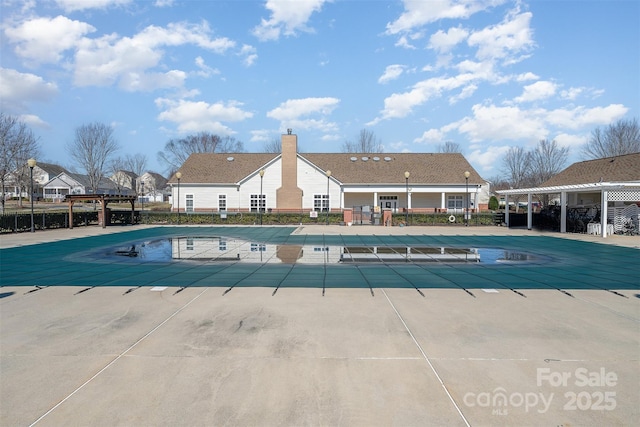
[175,171,182,224]
[259,169,265,226]
[27,158,36,233]
[464,170,471,226]
[140,181,145,221]
[404,171,410,225]
[326,170,332,225]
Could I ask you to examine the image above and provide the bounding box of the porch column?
[601,190,608,238]
[527,193,533,230]
[408,191,412,209]
[504,194,509,227]
[373,192,378,209]
[560,191,567,233]
[340,189,345,210]
[441,192,446,211]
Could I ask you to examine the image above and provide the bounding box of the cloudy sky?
[1,0,638,176]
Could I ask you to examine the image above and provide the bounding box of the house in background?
[111,170,137,194]
[139,171,168,202]
[168,133,489,216]
[2,162,70,200]
[498,152,640,237]
[43,172,121,201]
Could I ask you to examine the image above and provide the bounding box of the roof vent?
[373,156,380,162]
[350,156,357,162]
[361,156,369,161]
[384,156,392,162]
[226,156,234,161]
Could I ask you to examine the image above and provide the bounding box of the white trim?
[497,181,640,195]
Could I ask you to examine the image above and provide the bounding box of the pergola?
[498,182,640,237]
[64,194,137,229]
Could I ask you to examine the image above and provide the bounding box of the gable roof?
[303,153,483,184]
[34,162,69,176]
[169,153,279,184]
[169,152,484,185]
[541,152,640,187]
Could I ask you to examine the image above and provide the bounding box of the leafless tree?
[437,141,462,153]
[502,146,533,212]
[124,153,147,177]
[582,118,640,159]
[157,132,245,174]
[68,122,120,195]
[341,129,384,153]
[0,113,41,211]
[263,137,281,153]
[529,139,569,207]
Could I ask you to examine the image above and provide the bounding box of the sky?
[1,0,638,178]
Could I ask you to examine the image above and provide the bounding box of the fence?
[0,211,99,233]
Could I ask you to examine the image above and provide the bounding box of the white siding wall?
[297,159,337,210]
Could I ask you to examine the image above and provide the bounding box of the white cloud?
[378,65,405,84]
[267,97,340,132]
[239,44,258,67]
[370,73,476,123]
[154,0,175,6]
[55,0,132,12]
[457,103,547,141]
[467,145,511,173]
[515,72,538,81]
[513,80,557,103]
[155,98,253,134]
[449,84,478,104]
[252,0,330,41]
[19,114,49,129]
[73,21,235,90]
[452,103,629,144]
[250,129,272,142]
[395,35,417,50]
[467,11,534,63]
[4,15,96,64]
[553,133,588,149]
[0,68,58,111]
[414,128,445,143]
[194,56,219,78]
[428,26,469,52]
[386,0,506,35]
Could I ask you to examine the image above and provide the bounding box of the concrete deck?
[1,225,638,426]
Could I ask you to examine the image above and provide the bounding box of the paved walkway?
[1,224,638,426]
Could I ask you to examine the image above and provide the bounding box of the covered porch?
[498,183,640,238]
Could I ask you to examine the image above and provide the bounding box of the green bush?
[489,196,499,211]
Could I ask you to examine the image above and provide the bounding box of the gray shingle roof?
[541,152,640,187]
[169,152,484,185]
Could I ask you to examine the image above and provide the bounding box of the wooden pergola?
[64,194,137,229]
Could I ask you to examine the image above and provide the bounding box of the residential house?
[139,171,168,202]
[43,172,121,202]
[168,133,489,216]
[2,162,69,200]
[111,170,138,194]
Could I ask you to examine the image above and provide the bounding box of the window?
[447,195,464,210]
[186,238,194,251]
[314,194,329,212]
[250,194,266,212]
[218,194,226,211]
[186,194,194,212]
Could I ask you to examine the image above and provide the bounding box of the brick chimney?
[276,132,303,210]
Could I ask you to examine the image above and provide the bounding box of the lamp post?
[464,170,470,226]
[140,181,145,222]
[326,170,332,225]
[175,171,182,224]
[27,158,36,233]
[259,169,265,226]
[404,171,410,225]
